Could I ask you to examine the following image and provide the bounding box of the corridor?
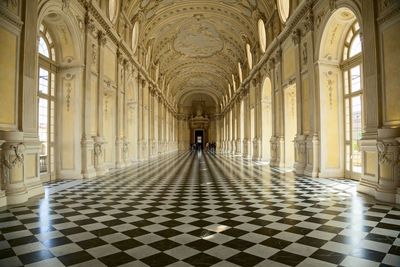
[0,152,399,267]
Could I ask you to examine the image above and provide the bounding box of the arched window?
[38,24,57,178]
[277,0,290,23]
[132,21,139,53]
[108,0,117,22]
[258,19,267,53]
[342,22,363,177]
[38,24,55,60]
[246,43,253,69]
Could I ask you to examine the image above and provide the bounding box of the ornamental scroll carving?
[94,142,103,158]
[2,143,25,170]
[2,143,25,184]
[377,141,400,167]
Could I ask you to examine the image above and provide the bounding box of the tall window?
[342,22,362,178]
[38,24,56,178]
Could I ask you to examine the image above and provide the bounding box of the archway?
[318,7,363,180]
[261,77,272,162]
[37,4,82,181]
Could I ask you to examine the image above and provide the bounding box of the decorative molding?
[65,82,72,111]
[2,143,25,183]
[377,141,400,167]
[98,31,107,46]
[94,142,103,157]
[0,0,23,29]
[292,29,300,45]
[302,42,308,65]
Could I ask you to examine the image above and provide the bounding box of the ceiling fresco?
[123,0,275,105]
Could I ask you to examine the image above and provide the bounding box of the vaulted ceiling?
[123,0,275,108]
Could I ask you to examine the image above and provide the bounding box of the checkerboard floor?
[1,151,399,267]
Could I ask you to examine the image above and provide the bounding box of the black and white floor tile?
[0,151,399,267]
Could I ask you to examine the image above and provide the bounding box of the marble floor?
[0,151,399,267]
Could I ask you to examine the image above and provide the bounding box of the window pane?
[354,22,360,31]
[345,98,350,141]
[345,144,350,171]
[350,65,361,93]
[38,37,49,58]
[344,70,349,95]
[351,95,362,173]
[38,98,48,155]
[343,46,348,61]
[50,100,55,143]
[51,48,55,61]
[39,68,49,94]
[349,34,362,57]
[51,73,55,97]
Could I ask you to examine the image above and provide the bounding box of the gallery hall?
[0,0,399,266]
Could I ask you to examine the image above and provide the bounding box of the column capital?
[97,31,107,46]
[292,29,301,45]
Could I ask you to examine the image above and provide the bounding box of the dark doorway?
[195,130,204,150]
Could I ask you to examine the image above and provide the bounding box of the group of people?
[190,141,217,153]
[205,142,217,153]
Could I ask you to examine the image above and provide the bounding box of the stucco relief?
[173,20,223,58]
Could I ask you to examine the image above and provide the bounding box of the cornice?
[77,0,176,115]
[0,4,23,31]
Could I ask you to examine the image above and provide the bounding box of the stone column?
[0,132,28,205]
[81,16,97,178]
[235,99,242,155]
[242,88,251,158]
[292,29,306,174]
[0,140,5,206]
[137,76,144,160]
[158,97,163,154]
[131,70,140,162]
[115,51,125,169]
[272,49,285,167]
[93,31,107,175]
[154,95,159,156]
[302,11,319,177]
[122,63,130,167]
[252,78,261,161]
[357,1,397,202]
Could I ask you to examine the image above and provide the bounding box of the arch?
[261,76,272,162]
[37,1,84,180]
[37,2,83,64]
[317,7,363,179]
[177,89,221,110]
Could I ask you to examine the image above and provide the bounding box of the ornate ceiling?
[123,0,275,107]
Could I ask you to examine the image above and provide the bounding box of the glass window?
[132,21,139,53]
[109,0,117,21]
[342,21,363,178]
[258,19,267,53]
[350,65,361,93]
[277,0,290,23]
[246,43,252,69]
[349,34,362,57]
[39,68,49,94]
[39,37,49,58]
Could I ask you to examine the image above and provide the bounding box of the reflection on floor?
[0,151,399,267]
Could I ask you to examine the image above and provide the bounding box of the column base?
[82,167,97,179]
[358,181,398,204]
[5,182,28,205]
[25,178,44,198]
